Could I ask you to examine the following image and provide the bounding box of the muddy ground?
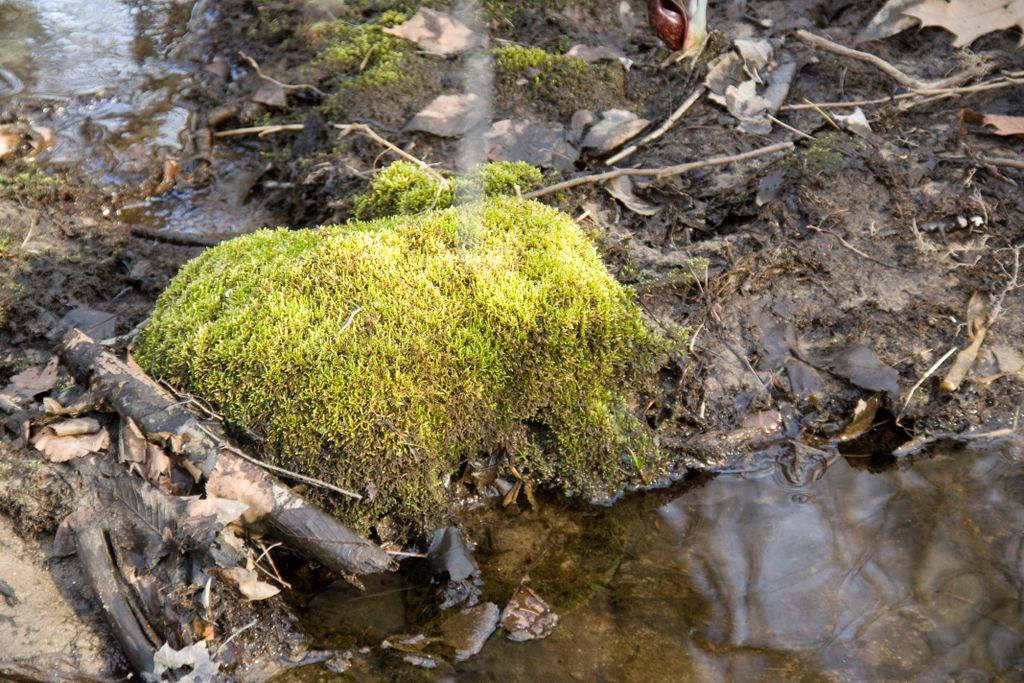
[1,0,1023,680]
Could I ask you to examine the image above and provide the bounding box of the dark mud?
[1,0,1023,680]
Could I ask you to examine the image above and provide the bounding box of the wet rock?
[440,602,499,660]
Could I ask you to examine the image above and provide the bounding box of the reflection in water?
[460,445,1024,682]
[0,0,272,235]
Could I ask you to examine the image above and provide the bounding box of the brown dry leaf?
[251,81,287,107]
[5,356,60,402]
[32,427,110,463]
[405,93,483,137]
[500,586,559,642]
[485,119,579,170]
[565,44,634,70]
[942,292,990,391]
[221,567,280,601]
[118,416,148,463]
[960,109,1024,137]
[579,109,649,155]
[605,175,662,216]
[383,8,482,56]
[0,123,28,160]
[839,395,881,442]
[50,418,100,437]
[905,0,1024,47]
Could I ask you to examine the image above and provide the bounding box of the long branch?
[523,141,794,199]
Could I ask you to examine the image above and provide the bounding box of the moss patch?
[297,10,443,125]
[0,168,58,201]
[351,161,544,220]
[136,196,668,531]
[493,45,625,120]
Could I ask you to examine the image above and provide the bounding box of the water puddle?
[302,444,1024,681]
[0,0,270,236]
[452,445,1024,681]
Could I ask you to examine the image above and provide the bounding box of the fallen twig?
[213,123,306,138]
[781,75,1024,111]
[794,30,988,91]
[899,346,958,419]
[332,122,450,189]
[605,85,706,165]
[239,51,326,97]
[940,155,1024,171]
[523,140,794,199]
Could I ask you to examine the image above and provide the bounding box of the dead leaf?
[50,417,100,437]
[837,108,874,138]
[251,81,287,107]
[405,93,484,137]
[858,0,922,42]
[383,8,482,55]
[942,292,990,391]
[5,356,59,402]
[839,395,881,442]
[0,123,28,160]
[605,175,662,216]
[565,44,634,70]
[153,641,220,682]
[32,427,110,462]
[579,109,649,155]
[221,566,280,601]
[485,119,579,170]
[119,416,148,463]
[905,0,1024,47]
[960,109,1024,137]
[501,586,559,642]
[825,345,900,398]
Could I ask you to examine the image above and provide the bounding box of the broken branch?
[332,122,450,189]
[605,85,706,165]
[524,141,793,200]
[795,30,989,92]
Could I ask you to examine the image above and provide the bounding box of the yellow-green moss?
[0,168,57,201]
[297,11,443,124]
[493,45,625,119]
[351,161,545,220]
[136,197,668,531]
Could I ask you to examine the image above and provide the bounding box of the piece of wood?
[75,526,157,675]
[60,329,394,576]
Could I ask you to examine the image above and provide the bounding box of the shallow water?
[0,0,270,235]
[453,445,1024,682]
[301,444,1024,682]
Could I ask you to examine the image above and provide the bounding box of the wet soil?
[1,0,1023,680]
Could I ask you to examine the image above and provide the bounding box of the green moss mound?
[351,161,545,220]
[136,196,667,531]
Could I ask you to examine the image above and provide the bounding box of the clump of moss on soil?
[351,160,544,220]
[136,196,669,531]
[493,45,625,119]
[0,167,58,201]
[295,10,443,125]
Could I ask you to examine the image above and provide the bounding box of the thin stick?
[767,114,814,140]
[900,346,958,417]
[333,123,449,189]
[794,30,988,91]
[605,85,706,165]
[239,51,326,97]
[940,155,1024,171]
[780,75,1024,111]
[214,123,305,138]
[193,421,363,500]
[523,141,793,199]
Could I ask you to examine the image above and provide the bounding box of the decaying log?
[74,526,157,675]
[60,329,394,575]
